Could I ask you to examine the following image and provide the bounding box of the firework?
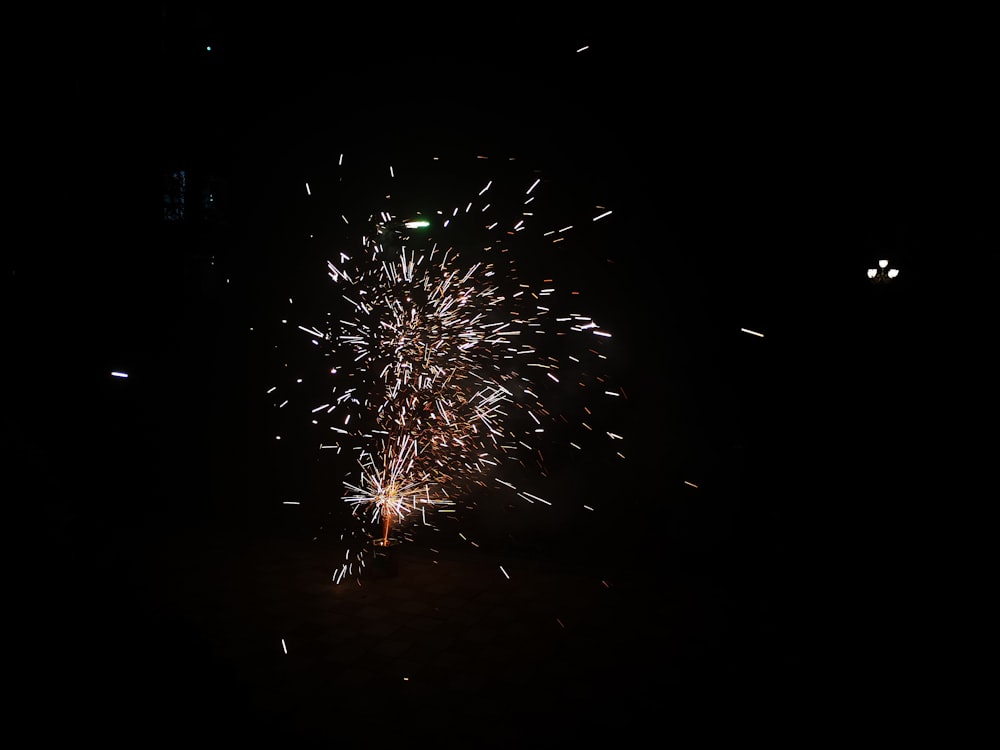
[266,153,625,580]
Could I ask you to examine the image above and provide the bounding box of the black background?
[7,4,990,741]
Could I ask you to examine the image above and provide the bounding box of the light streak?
[266,152,627,580]
[740,327,765,338]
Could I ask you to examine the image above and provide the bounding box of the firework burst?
[265,152,625,581]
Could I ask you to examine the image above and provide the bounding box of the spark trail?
[265,152,625,581]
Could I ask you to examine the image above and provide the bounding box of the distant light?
[111,371,128,378]
[206,45,211,52]
[868,259,900,283]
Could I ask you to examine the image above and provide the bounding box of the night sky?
[8,5,989,741]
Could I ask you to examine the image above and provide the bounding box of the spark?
[110,371,128,378]
[740,327,765,338]
[521,492,551,505]
[266,153,627,580]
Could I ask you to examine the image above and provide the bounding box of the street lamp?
[867,258,900,283]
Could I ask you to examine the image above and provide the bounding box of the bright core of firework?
[268,154,624,579]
